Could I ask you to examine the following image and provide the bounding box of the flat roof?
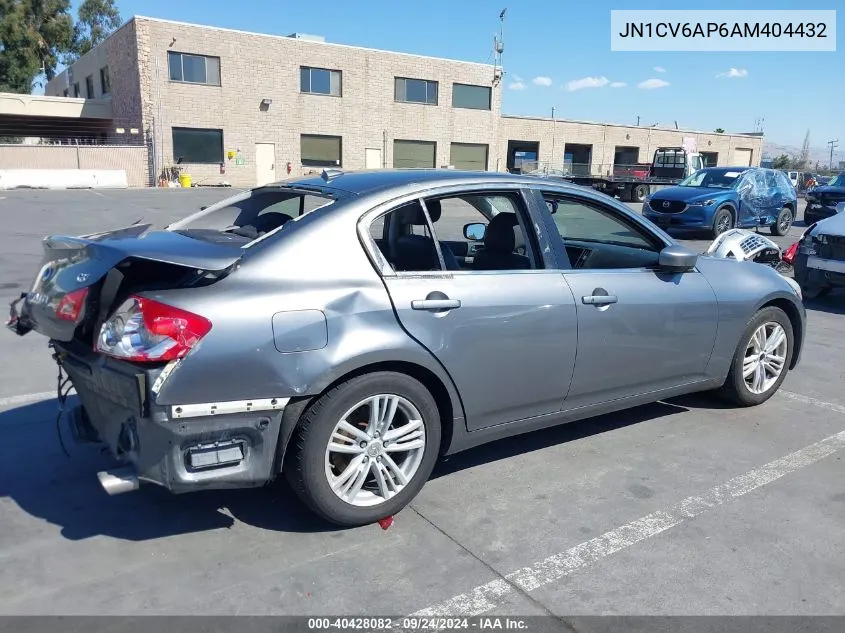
[133,15,496,69]
[0,92,112,119]
[501,114,761,139]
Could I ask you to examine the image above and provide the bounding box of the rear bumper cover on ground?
[55,341,287,493]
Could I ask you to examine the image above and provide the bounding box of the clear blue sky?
[79,0,842,151]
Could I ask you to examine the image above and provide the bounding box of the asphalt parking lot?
[1,188,844,617]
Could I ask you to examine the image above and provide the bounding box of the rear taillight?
[96,295,212,362]
[782,241,799,265]
[56,287,89,321]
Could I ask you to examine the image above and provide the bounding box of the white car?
[789,205,845,298]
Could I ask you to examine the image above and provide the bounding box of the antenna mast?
[492,8,506,86]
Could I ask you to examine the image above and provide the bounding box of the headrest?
[397,199,441,225]
[484,212,518,252]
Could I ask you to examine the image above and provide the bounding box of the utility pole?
[492,9,506,86]
[551,106,556,174]
[828,139,839,170]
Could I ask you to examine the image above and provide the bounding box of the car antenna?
[321,168,343,181]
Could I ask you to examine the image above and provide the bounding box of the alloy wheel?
[716,212,732,234]
[324,394,427,507]
[778,209,793,234]
[742,322,788,395]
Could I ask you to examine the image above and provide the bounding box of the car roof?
[268,168,587,197]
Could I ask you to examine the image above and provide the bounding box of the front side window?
[395,77,438,105]
[301,134,342,167]
[300,66,341,96]
[172,127,223,164]
[168,51,221,86]
[543,194,662,270]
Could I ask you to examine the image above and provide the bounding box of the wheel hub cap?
[324,394,426,508]
[743,322,788,395]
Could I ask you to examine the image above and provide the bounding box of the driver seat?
[473,212,531,271]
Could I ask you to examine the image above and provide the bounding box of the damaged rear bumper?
[54,341,288,494]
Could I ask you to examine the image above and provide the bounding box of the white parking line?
[412,397,845,617]
[0,391,58,409]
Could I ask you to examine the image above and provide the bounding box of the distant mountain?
[763,141,845,170]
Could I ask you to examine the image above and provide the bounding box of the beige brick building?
[45,15,763,188]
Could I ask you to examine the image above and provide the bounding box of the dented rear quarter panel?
[144,193,466,428]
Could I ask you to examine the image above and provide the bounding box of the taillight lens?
[782,241,799,265]
[56,287,89,321]
[96,295,212,362]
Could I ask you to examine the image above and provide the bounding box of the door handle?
[582,295,618,306]
[411,299,461,311]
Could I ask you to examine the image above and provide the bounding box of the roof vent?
[286,33,326,42]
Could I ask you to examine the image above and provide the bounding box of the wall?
[498,116,764,173]
[137,17,502,187]
[0,145,151,187]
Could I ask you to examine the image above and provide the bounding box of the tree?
[0,0,75,93]
[771,154,791,170]
[68,0,120,59]
[797,129,811,170]
[714,128,725,134]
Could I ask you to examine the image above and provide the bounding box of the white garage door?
[733,148,753,166]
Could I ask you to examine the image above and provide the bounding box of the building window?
[168,51,221,86]
[73,83,80,98]
[301,134,342,167]
[300,66,341,96]
[452,83,491,110]
[700,151,719,167]
[450,143,488,170]
[100,66,111,95]
[85,75,94,98]
[393,139,436,168]
[172,127,224,164]
[395,77,438,105]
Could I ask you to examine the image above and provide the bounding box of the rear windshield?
[167,187,336,246]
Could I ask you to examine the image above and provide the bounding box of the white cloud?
[609,81,627,88]
[564,76,609,92]
[717,67,748,78]
[512,74,523,82]
[532,76,553,86]
[654,66,667,73]
[638,78,670,89]
[508,81,526,90]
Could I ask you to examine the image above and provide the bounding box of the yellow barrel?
[178,173,192,188]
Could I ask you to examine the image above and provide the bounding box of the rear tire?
[771,206,794,236]
[632,184,649,203]
[711,207,734,239]
[284,371,441,527]
[717,307,794,407]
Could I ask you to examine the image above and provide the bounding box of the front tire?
[632,184,649,203]
[285,371,441,527]
[711,207,734,239]
[718,307,794,407]
[771,206,794,236]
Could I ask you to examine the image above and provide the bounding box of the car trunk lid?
[7,223,244,342]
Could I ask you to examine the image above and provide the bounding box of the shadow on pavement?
[804,293,845,316]
[0,398,334,542]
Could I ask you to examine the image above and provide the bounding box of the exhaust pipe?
[97,467,140,495]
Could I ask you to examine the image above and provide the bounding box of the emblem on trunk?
[76,273,90,283]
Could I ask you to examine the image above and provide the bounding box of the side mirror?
[658,244,698,272]
[463,222,486,241]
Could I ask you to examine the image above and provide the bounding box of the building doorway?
[255,142,276,186]
[365,148,382,169]
[506,140,540,173]
[564,143,592,175]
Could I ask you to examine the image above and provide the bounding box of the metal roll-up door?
[393,140,436,168]
[450,143,488,171]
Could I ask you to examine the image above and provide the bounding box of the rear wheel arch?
[273,360,459,476]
